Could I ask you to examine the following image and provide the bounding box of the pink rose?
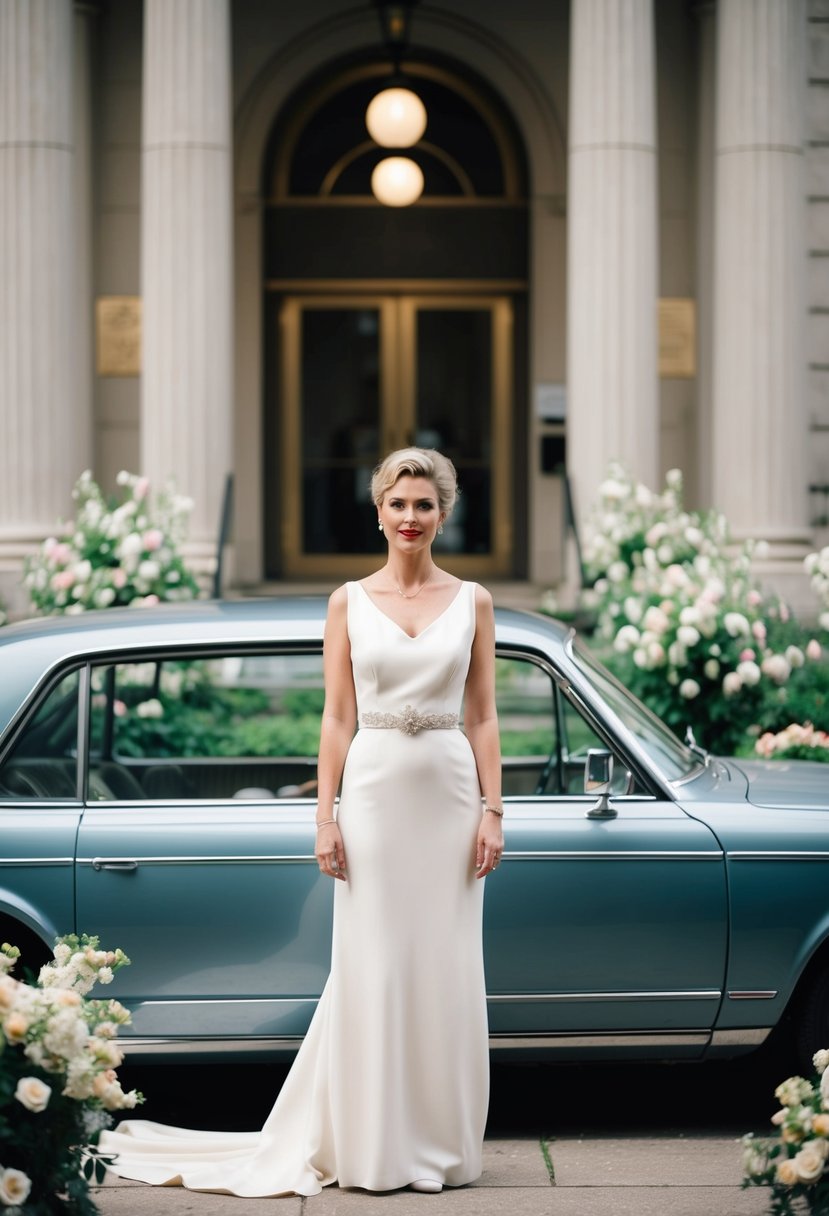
[142,594,160,606]
[142,528,163,551]
[51,570,75,591]
[113,700,127,718]
[752,620,767,642]
[807,639,823,661]
[740,648,755,662]
[111,568,128,589]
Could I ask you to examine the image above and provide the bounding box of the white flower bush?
[23,469,200,617]
[0,934,142,1214]
[806,545,829,633]
[578,464,827,755]
[743,1050,829,1211]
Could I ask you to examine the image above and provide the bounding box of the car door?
[0,668,83,949]
[486,652,727,1054]
[75,649,331,1045]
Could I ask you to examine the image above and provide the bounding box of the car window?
[495,656,558,796]
[0,670,80,800]
[88,653,324,801]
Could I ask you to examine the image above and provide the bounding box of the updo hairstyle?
[370,448,459,518]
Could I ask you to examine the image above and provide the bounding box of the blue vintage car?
[0,599,827,1068]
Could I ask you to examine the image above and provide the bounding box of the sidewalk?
[92,1134,770,1215]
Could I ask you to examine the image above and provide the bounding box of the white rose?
[793,1139,829,1183]
[118,532,143,559]
[725,612,751,638]
[722,671,743,696]
[703,659,720,680]
[0,1167,32,1207]
[666,468,683,490]
[136,698,164,719]
[737,659,761,687]
[643,605,669,634]
[73,559,92,583]
[679,678,700,699]
[777,1076,814,1108]
[614,625,640,653]
[15,1075,51,1112]
[814,1049,829,1076]
[94,586,116,608]
[786,645,805,669]
[761,654,791,684]
[607,561,628,583]
[137,559,160,581]
[624,597,643,624]
[677,625,700,648]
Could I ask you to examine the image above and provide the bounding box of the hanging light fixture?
[366,86,426,148]
[368,1,425,206]
[370,156,424,207]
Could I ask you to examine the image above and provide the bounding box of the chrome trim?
[77,855,317,865]
[727,990,778,1000]
[121,1037,305,1056]
[489,1031,710,1049]
[728,852,829,861]
[0,858,73,866]
[118,1030,713,1057]
[133,997,318,1008]
[503,851,723,861]
[710,1027,772,1048]
[488,990,721,1003]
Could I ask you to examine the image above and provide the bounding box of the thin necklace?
[393,568,434,599]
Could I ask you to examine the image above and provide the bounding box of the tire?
[796,968,829,1075]
[0,916,52,983]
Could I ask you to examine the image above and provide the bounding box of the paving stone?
[91,1179,302,1214]
[545,1187,770,1215]
[303,1187,556,1215]
[469,1137,552,1187]
[549,1134,748,1187]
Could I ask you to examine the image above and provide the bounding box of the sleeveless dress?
[97,579,489,1196]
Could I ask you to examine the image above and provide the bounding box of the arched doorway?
[262,53,529,580]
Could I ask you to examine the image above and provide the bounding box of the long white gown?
[98,579,489,1196]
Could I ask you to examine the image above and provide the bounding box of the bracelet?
[483,805,504,817]
[316,818,337,828]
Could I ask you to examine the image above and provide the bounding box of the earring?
[378,522,384,533]
[438,524,444,535]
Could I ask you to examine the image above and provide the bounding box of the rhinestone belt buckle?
[363,704,459,735]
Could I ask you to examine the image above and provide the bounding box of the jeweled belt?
[360,704,459,736]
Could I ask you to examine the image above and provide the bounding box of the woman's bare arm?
[463,585,504,878]
[315,586,357,880]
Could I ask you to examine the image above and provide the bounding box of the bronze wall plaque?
[96,296,141,377]
[658,298,696,379]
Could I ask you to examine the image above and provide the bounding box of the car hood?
[730,758,829,810]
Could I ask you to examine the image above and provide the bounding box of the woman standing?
[98,447,503,1196]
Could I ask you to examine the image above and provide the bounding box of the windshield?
[570,639,701,783]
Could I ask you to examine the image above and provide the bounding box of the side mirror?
[584,748,617,818]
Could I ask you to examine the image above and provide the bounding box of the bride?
[98,447,504,1196]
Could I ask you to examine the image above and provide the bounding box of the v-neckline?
[356,579,466,640]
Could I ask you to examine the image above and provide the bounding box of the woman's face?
[378,475,444,552]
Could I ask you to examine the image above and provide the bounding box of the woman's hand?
[475,813,504,879]
[316,823,347,881]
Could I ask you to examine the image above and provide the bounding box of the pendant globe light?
[370,156,424,207]
[368,1,425,206]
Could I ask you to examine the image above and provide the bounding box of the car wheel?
[797,968,829,1075]
[0,916,52,984]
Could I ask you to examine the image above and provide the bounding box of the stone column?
[0,0,82,604]
[694,1,716,509]
[567,0,659,528]
[141,0,233,568]
[711,0,809,555]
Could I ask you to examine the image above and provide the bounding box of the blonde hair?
[370,448,458,517]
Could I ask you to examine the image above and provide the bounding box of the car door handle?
[92,858,138,872]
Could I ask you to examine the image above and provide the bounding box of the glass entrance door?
[279,295,513,577]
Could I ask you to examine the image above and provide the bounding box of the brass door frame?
[279,293,513,578]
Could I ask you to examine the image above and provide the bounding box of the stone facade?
[0,0,827,614]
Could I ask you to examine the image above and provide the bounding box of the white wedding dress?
[98,580,489,1196]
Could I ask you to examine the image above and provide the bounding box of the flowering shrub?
[806,546,829,633]
[0,934,143,1214]
[756,723,829,763]
[743,1049,829,1214]
[576,464,826,755]
[24,470,200,616]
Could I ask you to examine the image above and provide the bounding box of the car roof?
[0,597,570,739]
